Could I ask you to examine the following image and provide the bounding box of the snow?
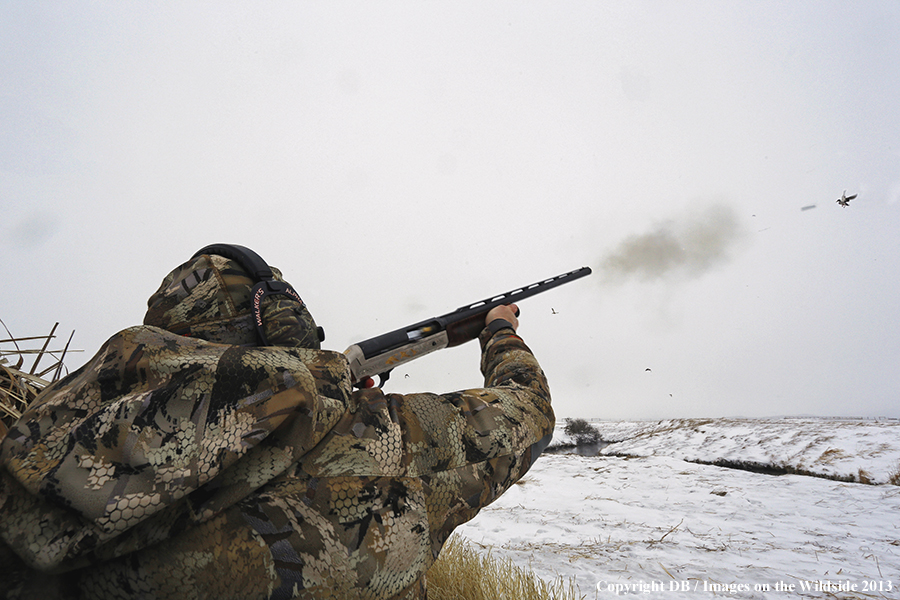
[576,418,900,484]
[455,418,900,598]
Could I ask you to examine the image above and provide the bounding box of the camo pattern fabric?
[0,326,551,599]
[0,326,347,572]
[0,250,553,599]
[143,252,322,349]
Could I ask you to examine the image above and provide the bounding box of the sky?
[2,1,898,420]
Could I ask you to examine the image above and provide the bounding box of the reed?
[0,319,78,435]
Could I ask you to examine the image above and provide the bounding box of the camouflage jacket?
[0,324,552,599]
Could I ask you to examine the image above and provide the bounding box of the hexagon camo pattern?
[1,325,553,599]
[0,326,345,568]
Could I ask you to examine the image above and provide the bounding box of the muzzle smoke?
[599,204,744,283]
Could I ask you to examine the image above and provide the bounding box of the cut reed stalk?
[0,319,79,433]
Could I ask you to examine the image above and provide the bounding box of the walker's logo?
[253,287,266,326]
[253,285,304,327]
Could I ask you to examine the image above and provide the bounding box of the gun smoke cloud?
[599,203,745,284]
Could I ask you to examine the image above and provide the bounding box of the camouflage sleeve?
[416,325,554,552]
[292,325,554,565]
[478,324,550,398]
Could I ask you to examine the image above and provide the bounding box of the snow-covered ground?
[588,418,900,485]
[455,418,900,599]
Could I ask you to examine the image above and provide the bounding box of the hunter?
[0,244,554,599]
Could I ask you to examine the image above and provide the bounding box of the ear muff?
[192,244,325,346]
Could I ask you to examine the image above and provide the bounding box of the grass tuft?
[428,535,583,600]
[887,462,900,486]
[856,468,873,485]
[816,447,847,465]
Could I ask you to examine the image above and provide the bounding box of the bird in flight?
[836,190,857,207]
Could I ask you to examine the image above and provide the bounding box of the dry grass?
[0,320,78,435]
[856,468,873,485]
[428,535,583,600]
[816,447,848,465]
[886,462,900,486]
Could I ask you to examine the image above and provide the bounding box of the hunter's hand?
[486,303,519,332]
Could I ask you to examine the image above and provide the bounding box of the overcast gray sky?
[3,2,898,420]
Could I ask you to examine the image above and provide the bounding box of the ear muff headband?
[191,244,325,346]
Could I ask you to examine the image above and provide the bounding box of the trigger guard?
[377,371,391,388]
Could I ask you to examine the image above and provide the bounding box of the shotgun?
[344,266,592,387]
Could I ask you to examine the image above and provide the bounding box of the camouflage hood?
[0,255,349,573]
[144,252,322,350]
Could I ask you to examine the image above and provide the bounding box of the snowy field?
[455,418,900,599]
